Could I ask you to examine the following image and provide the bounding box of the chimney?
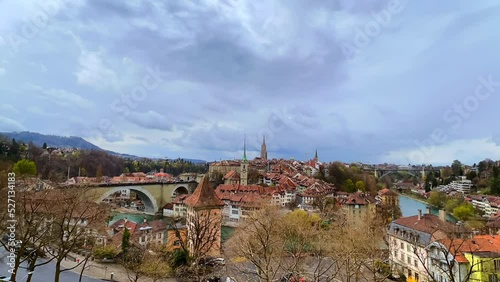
[426,206,431,215]
[439,209,447,222]
[418,209,422,220]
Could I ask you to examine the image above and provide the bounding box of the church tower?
[314,149,318,162]
[240,137,248,186]
[260,135,267,160]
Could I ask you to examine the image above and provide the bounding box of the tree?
[344,179,355,193]
[380,175,393,188]
[312,197,337,220]
[466,170,477,181]
[355,180,366,192]
[186,207,223,262]
[452,203,475,221]
[441,167,452,180]
[42,142,47,149]
[451,160,463,176]
[444,198,463,213]
[122,228,131,254]
[137,255,171,282]
[120,245,148,282]
[209,171,224,186]
[424,172,436,192]
[0,189,56,282]
[490,165,500,195]
[96,164,103,181]
[41,188,110,282]
[428,191,447,209]
[228,206,288,282]
[93,246,119,259]
[228,205,388,282]
[248,168,261,184]
[12,159,37,177]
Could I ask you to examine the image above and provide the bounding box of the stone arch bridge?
[85,181,198,214]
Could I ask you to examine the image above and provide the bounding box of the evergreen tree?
[490,166,500,195]
[122,228,131,254]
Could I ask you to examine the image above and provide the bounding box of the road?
[0,247,103,282]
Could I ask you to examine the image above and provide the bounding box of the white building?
[388,210,454,281]
[448,176,473,194]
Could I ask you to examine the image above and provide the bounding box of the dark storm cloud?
[1,0,500,164]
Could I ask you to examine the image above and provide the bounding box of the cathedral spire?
[260,134,267,161]
[314,149,318,161]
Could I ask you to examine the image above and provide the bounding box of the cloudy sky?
[1,0,500,165]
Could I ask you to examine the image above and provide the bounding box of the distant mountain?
[0,131,207,163]
[1,131,101,150]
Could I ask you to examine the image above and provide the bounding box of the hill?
[0,131,206,163]
[1,131,101,150]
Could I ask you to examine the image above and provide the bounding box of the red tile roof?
[184,176,225,207]
[439,235,500,263]
[379,188,398,197]
[110,218,138,234]
[224,170,239,179]
[392,214,455,235]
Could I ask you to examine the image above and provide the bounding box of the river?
[108,211,155,225]
[398,194,457,222]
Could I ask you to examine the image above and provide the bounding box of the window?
[495,260,500,271]
[414,259,418,267]
[400,253,404,261]
[407,245,412,252]
[489,274,499,282]
[173,240,181,246]
[401,242,404,249]
[407,256,411,264]
[231,210,239,215]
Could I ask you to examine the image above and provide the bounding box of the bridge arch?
[98,186,158,214]
[172,186,189,198]
[379,171,417,179]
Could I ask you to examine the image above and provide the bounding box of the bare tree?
[228,205,287,282]
[186,207,223,261]
[41,188,110,282]
[119,244,149,282]
[0,186,56,281]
